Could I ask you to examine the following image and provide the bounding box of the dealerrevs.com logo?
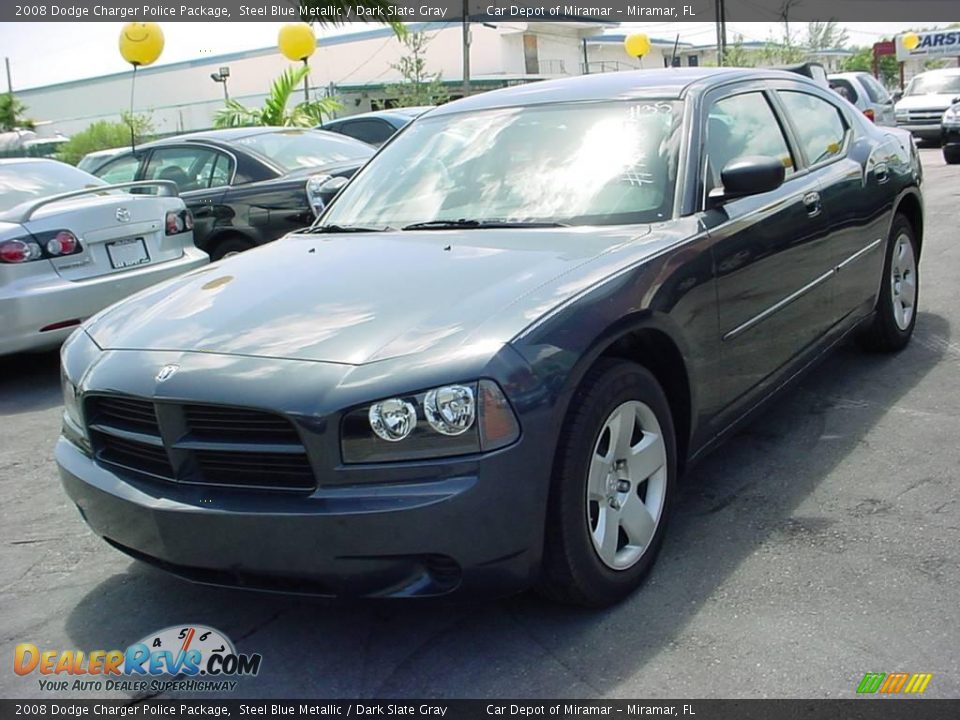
[14,625,262,694]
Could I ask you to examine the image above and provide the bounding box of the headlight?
[944,106,960,124]
[61,371,82,426]
[341,380,520,464]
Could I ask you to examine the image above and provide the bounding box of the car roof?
[913,67,960,77]
[324,106,433,126]
[141,126,348,149]
[429,68,823,115]
[0,157,68,168]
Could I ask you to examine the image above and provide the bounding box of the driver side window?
[705,92,795,196]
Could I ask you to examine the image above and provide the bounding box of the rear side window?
[830,79,859,104]
[777,91,848,165]
[96,155,140,184]
[144,147,231,192]
[337,120,395,146]
[705,91,795,193]
[859,74,891,104]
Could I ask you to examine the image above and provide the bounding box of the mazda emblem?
[116,207,131,223]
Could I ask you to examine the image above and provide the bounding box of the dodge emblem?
[155,364,180,382]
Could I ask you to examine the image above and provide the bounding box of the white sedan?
[0,158,209,355]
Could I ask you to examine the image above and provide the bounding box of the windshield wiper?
[305,224,395,234]
[402,219,569,231]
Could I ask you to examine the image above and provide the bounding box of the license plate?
[106,238,150,269]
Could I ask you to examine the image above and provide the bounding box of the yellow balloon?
[278,23,316,62]
[118,22,165,67]
[624,33,652,58]
[901,32,921,51]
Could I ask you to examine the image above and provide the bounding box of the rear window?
[234,130,374,172]
[0,161,104,213]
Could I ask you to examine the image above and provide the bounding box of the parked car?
[77,147,128,174]
[895,67,960,144]
[828,72,896,126]
[90,128,375,260]
[942,102,960,164]
[58,68,923,606]
[0,158,207,355]
[319,106,434,147]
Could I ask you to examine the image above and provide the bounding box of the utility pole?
[714,0,723,65]
[461,0,471,98]
[719,0,727,62]
[4,57,11,95]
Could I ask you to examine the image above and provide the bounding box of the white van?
[895,67,960,143]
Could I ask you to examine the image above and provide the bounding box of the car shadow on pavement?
[0,349,62,414]
[62,312,950,699]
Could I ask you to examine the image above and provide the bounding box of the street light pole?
[461,0,471,98]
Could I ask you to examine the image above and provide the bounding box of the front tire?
[944,146,960,165]
[859,214,919,352]
[538,360,677,607]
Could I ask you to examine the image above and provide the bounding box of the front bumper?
[0,247,208,355]
[58,437,541,598]
[56,345,554,599]
[943,124,960,148]
[896,122,944,142]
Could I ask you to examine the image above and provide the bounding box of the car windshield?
[905,73,960,96]
[234,130,374,171]
[320,100,683,229]
[0,161,104,213]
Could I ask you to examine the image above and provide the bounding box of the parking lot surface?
[1,149,957,700]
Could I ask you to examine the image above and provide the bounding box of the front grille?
[95,433,175,480]
[900,111,943,124]
[88,396,160,435]
[183,404,301,444]
[193,450,315,490]
[85,394,315,492]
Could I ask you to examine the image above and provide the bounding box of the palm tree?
[214,65,342,128]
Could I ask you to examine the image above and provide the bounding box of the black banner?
[2,700,960,720]
[1,0,959,23]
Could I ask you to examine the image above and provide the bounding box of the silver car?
[828,72,896,126]
[0,159,208,355]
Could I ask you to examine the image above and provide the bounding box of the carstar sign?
[896,30,960,61]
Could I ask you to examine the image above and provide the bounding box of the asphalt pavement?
[1,148,957,700]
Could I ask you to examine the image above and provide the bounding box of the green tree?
[805,21,849,51]
[214,65,342,128]
[718,35,758,67]
[57,113,154,166]
[841,46,900,88]
[0,93,34,131]
[385,31,449,107]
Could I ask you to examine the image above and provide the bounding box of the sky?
[0,21,941,91]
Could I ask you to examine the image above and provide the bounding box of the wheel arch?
[893,188,924,258]
[550,314,697,478]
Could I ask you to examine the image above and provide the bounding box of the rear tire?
[859,214,919,352]
[537,359,677,607]
[210,236,255,261]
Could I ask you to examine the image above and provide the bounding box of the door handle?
[875,162,889,184]
[802,191,822,217]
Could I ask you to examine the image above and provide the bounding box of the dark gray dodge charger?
[57,68,923,606]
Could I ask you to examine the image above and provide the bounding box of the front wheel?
[944,146,960,165]
[859,214,919,352]
[537,360,677,607]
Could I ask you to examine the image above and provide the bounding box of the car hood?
[896,94,959,111]
[85,225,658,364]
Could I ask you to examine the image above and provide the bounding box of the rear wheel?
[537,360,676,607]
[859,214,919,352]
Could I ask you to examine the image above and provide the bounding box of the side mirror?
[892,90,903,103]
[306,174,350,216]
[708,156,786,205]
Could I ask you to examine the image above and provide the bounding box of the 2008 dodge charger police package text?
[57,69,924,607]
